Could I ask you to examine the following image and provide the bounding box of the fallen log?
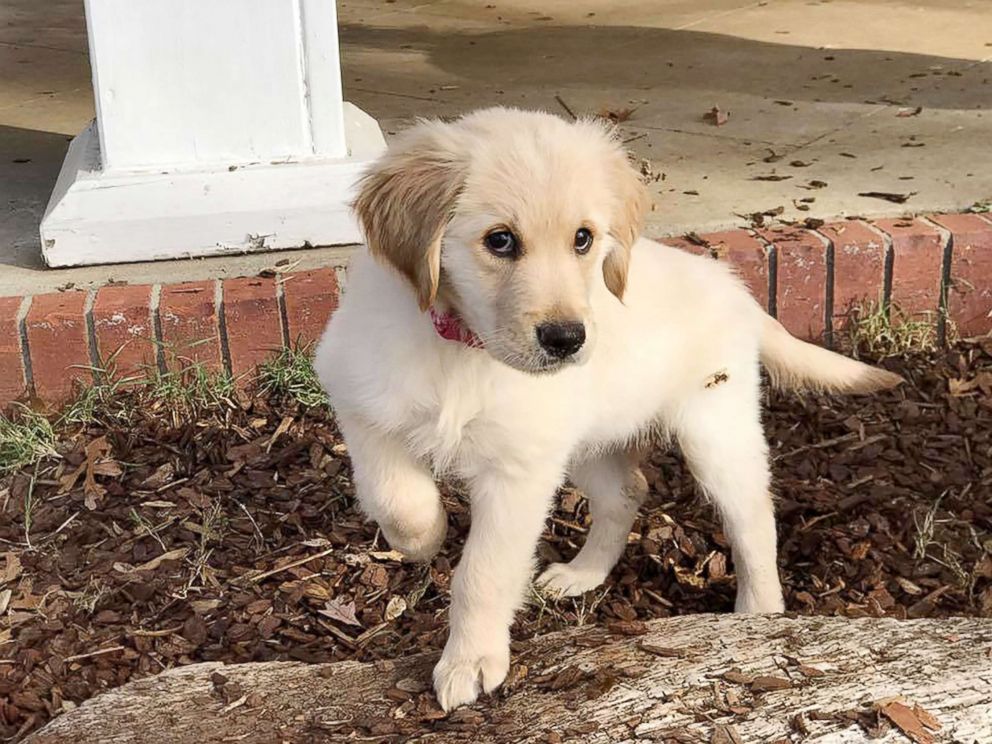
[28,614,992,743]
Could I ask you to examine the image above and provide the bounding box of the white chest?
[417,359,591,473]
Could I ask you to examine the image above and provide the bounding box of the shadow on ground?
[0,125,71,271]
[341,23,992,110]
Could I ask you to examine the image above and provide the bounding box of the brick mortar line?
[824,239,835,348]
[276,277,291,350]
[150,284,166,375]
[862,221,894,316]
[918,216,953,345]
[750,230,778,318]
[16,296,35,400]
[83,289,100,384]
[809,228,835,348]
[940,231,953,344]
[766,240,778,320]
[215,280,234,377]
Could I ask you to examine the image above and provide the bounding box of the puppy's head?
[353,107,648,374]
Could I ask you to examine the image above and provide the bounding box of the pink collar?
[429,307,483,348]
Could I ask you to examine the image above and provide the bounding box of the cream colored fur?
[314,108,902,711]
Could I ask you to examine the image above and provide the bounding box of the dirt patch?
[1,339,990,740]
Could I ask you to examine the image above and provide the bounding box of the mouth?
[495,349,576,375]
[529,359,568,375]
[483,326,589,375]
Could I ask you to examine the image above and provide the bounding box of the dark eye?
[574,228,593,254]
[484,230,518,258]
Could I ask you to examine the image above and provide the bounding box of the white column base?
[40,103,385,267]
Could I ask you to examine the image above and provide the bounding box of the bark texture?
[27,614,992,743]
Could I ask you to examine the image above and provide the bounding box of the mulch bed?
[1,339,990,741]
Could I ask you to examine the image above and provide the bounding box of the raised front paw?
[432,640,510,711]
[381,502,448,563]
[536,561,607,598]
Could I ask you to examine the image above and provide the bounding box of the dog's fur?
[315,108,902,711]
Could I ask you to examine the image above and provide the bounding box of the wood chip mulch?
[1,338,990,741]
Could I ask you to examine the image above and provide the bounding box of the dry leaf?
[141,462,175,490]
[598,106,636,123]
[949,377,977,396]
[58,462,86,494]
[83,473,106,510]
[82,435,112,509]
[704,106,730,126]
[1,553,22,585]
[91,460,123,477]
[319,597,362,627]
[949,373,992,397]
[858,191,915,204]
[85,436,110,460]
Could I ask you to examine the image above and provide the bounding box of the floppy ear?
[352,121,465,311]
[603,148,650,300]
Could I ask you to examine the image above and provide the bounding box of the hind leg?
[537,450,647,597]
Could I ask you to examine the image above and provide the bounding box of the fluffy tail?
[759,315,904,393]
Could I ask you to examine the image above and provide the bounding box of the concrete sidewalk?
[2,0,991,297]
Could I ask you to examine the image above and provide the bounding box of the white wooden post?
[40,0,386,267]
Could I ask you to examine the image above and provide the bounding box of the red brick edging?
[667,214,991,345]
[1,214,990,408]
[0,269,340,408]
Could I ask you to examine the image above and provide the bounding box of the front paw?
[432,639,510,711]
[382,503,447,562]
[734,586,785,614]
[536,561,606,598]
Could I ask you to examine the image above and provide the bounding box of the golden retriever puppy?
[314,107,901,711]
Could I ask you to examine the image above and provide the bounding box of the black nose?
[536,321,586,358]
